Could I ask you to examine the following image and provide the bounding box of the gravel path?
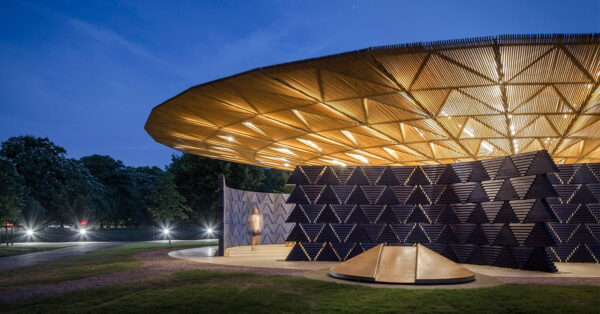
[1,247,598,304]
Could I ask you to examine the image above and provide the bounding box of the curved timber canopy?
[145,34,600,170]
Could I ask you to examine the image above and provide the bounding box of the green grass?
[2,270,599,313]
[0,244,72,257]
[0,241,216,291]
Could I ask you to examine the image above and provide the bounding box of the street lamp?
[162,228,171,244]
[26,229,34,236]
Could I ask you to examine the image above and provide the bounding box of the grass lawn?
[2,270,599,313]
[0,244,72,257]
[0,241,216,291]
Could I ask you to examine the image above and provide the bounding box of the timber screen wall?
[284,150,600,272]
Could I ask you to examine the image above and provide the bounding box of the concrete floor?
[169,244,600,289]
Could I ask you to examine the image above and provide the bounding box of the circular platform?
[168,244,600,289]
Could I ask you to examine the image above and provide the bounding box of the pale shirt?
[250,214,263,232]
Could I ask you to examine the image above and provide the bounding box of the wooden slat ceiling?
[145,34,600,170]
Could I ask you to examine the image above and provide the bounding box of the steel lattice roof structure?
[145,34,600,170]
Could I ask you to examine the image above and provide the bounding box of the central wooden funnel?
[329,244,475,284]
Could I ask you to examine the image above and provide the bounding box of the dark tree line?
[0,136,290,229]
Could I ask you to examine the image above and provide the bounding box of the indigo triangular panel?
[493,224,518,246]
[286,223,309,242]
[406,186,429,205]
[550,204,579,223]
[569,225,597,244]
[301,223,324,242]
[376,205,399,223]
[556,164,578,184]
[437,165,462,184]
[437,206,460,224]
[466,225,489,245]
[317,167,341,185]
[406,167,430,185]
[331,185,355,204]
[452,203,477,223]
[301,185,325,204]
[406,225,430,243]
[390,205,414,223]
[494,201,519,223]
[347,186,370,204]
[346,243,364,259]
[524,199,555,223]
[345,206,369,224]
[422,224,444,242]
[346,167,370,185]
[437,225,459,243]
[524,175,556,199]
[301,242,324,260]
[469,161,490,182]
[391,224,413,242]
[300,204,324,222]
[331,223,354,242]
[494,246,518,269]
[286,167,310,185]
[361,185,385,204]
[286,205,310,223]
[377,225,400,243]
[362,166,386,185]
[569,185,598,204]
[524,223,555,246]
[523,247,557,272]
[315,185,340,204]
[568,205,598,224]
[509,176,536,199]
[332,166,355,184]
[315,224,339,242]
[300,166,325,184]
[390,186,414,204]
[286,185,309,204]
[467,204,490,224]
[510,151,537,176]
[390,166,415,185]
[453,182,477,203]
[421,204,446,223]
[452,162,474,182]
[316,243,339,261]
[316,204,340,223]
[526,150,558,175]
[495,179,519,201]
[346,225,370,242]
[495,156,520,179]
[361,205,384,223]
[286,243,309,261]
[376,186,400,205]
[362,224,385,242]
[331,242,355,260]
[377,167,400,185]
[571,164,599,184]
[422,185,446,204]
[422,165,445,184]
[566,244,596,262]
[331,204,354,223]
[406,205,430,223]
[481,179,504,200]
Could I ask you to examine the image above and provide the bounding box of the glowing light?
[225,136,234,142]
[284,163,291,167]
[346,153,368,164]
[297,139,322,151]
[26,229,34,236]
[341,130,357,145]
[243,121,265,135]
[214,146,235,152]
[273,147,296,155]
[206,228,214,234]
[162,228,170,235]
[79,229,87,235]
[383,147,398,159]
[481,141,493,151]
[464,128,474,137]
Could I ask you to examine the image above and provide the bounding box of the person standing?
[249,207,263,251]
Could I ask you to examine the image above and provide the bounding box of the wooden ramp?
[330,244,475,284]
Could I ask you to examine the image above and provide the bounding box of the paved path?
[0,242,124,272]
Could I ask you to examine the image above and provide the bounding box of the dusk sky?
[1,0,598,167]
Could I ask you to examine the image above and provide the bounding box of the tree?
[147,172,191,226]
[168,153,291,220]
[1,136,107,227]
[0,158,26,224]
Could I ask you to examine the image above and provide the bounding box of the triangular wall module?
[329,244,475,284]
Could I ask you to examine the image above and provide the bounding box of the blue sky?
[1,0,598,167]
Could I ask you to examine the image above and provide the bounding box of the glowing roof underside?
[145,34,600,170]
